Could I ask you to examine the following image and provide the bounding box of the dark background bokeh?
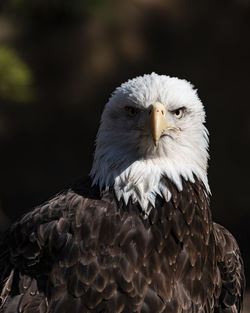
[0,0,249,292]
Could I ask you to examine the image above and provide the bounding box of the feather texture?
[0,177,245,313]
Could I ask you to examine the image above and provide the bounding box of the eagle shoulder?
[0,178,101,312]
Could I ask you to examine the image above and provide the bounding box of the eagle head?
[90,73,209,214]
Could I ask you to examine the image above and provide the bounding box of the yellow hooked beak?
[148,102,170,146]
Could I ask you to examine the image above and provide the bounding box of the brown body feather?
[0,177,245,313]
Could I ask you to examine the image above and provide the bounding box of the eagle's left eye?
[125,106,138,117]
[173,107,185,119]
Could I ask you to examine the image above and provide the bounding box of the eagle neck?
[91,155,210,216]
[100,176,211,231]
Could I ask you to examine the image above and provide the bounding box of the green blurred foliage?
[0,46,34,103]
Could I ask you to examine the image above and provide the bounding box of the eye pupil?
[125,106,138,116]
[173,108,184,118]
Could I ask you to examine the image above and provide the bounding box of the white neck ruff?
[90,156,209,215]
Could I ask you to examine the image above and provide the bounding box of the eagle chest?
[48,181,217,312]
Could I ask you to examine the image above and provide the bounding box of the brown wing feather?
[213,223,245,313]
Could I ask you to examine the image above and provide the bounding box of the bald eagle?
[0,73,245,313]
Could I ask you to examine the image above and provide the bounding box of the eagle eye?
[125,106,138,117]
[173,107,185,119]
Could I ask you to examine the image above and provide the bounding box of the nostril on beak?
[148,103,166,117]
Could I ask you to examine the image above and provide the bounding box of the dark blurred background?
[0,0,249,294]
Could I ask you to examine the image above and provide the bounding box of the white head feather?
[90,73,209,214]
